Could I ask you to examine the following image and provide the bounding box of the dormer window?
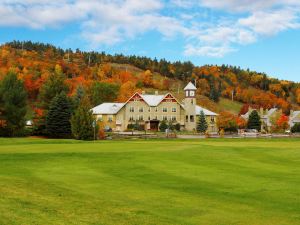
[190,91,195,97]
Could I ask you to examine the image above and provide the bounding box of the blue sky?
[0,0,299,82]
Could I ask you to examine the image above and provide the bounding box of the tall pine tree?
[247,110,261,131]
[0,71,27,136]
[71,98,95,140]
[46,92,72,138]
[197,110,208,133]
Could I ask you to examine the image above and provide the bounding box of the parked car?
[242,129,259,137]
[104,126,112,132]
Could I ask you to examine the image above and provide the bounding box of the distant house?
[289,110,300,128]
[91,82,218,132]
[241,107,283,131]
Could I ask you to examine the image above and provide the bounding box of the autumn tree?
[0,71,27,136]
[296,88,300,104]
[39,64,68,110]
[89,82,119,106]
[118,81,136,102]
[46,92,72,138]
[143,70,153,87]
[272,114,289,132]
[217,111,238,133]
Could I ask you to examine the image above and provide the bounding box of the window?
[108,116,113,122]
[155,107,158,112]
[97,115,103,121]
[190,90,195,96]
[163,108,168,112]
[130,106,134,112]
[172,107,176,112]
[186,115,188,122]
[148,107,151,112]
[190,115,194,122]
[211,116,215,123]
[148,116,151,121]
[172,116,177,121]
[191,99,194,104]
[163,116,168,121]
[129,116,134,121]
[138,115,144,121]
[139,107,143,112]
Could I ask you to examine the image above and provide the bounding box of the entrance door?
[150,120,159,131]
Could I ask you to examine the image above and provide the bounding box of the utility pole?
[232,90,234,101]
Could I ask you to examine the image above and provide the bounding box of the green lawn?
[0,138,300,225]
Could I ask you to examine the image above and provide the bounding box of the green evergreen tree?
[71,98,95,140]
[46,92,72,138]
[209,85,220,102]
[291,123,300,133]
[39,66,68,110]
[0,71,27,136]
[197,110,208,133]
[72,85,85,109]
[89,82,120,106]
[247,110,261,131]
[159,120,168,132]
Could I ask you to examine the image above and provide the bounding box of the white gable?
[196,105,218,116]
[91,103,125,115]
[184,82,197,91]
[140,94,165,106]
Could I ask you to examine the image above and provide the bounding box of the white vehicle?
[242,129,259,137]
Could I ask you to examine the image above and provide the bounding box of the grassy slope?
[218,98,243,114]
[0,138,300,225]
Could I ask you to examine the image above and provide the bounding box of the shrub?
[174,123,181,131]
[159,120,168,132]
[291,123,300,133]
[127,123,134,130]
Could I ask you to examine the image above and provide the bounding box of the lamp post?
[92,120,96,141]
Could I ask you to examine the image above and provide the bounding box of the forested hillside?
[1,40,299,119]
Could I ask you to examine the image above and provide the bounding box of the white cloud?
[184,44,236,57]
[0,0,299,57]
[200,0,300,12]
[239,8,300,35]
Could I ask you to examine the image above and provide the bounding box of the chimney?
[155,91,158,95]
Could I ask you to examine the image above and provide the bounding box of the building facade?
[241,107,283,131]
[289,110,300,128]
[92,82,218,132]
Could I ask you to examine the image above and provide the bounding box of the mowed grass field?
[0,138,300,225]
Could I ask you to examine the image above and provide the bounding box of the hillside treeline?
[0,41,299,115]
